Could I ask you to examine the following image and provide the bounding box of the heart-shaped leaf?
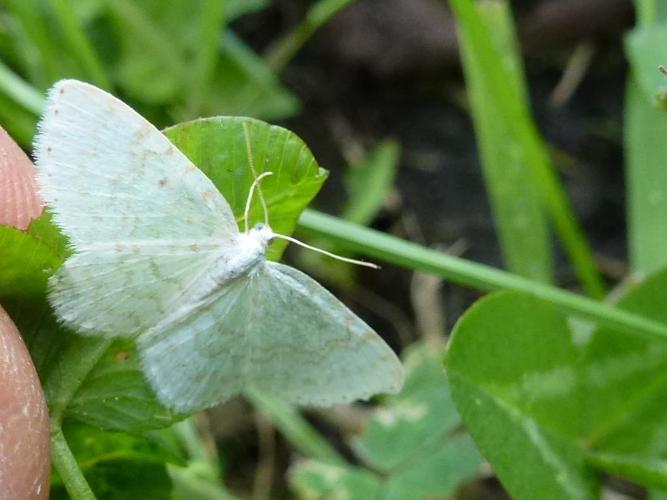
[447,291,598,500]
[164,116,327,260]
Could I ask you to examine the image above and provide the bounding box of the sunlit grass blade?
[625,80,667,274]
[0,60,45,116]
[0,65,43,145]
[450,0,606,298]
[457,0,553,283]
[624,1,667,274]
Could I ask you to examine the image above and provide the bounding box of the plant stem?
[265,0,356,73]
[297,209,667,341]
[51,425,97,500]
[245,388,345,465]
[44,337,113,423]
[44,337,112,498]
[636,0,657,26]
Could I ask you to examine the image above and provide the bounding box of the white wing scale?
[139,262,404,412]
[35,80,239,336]
[51,241,224,335]
[35,80,238,244]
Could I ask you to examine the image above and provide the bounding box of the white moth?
[35,80,404,413]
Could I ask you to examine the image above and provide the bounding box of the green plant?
[3,0,667,498]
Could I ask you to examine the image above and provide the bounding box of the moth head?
[250,222,275,245]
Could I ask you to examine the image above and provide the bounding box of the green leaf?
[5,115,325,437]
[66,340,186,432]
[342,139,400,226]
[164,116,328,259]
[353,344,464,471]
[580,268,667,486]
[650,487,667,500]
[383,433,479,500]
[27,211,71,260]
[0,92,39,147]
[50,423,177,500]
[447,292,598,500]
[0,224,61,297]
[1,218,182,433]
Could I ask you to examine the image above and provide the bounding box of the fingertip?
[0,125,43,230]
[0,305,50,499]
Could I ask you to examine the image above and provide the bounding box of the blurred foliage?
[4,0,667,498]
[0,0,296,146]
[290,343,480,499]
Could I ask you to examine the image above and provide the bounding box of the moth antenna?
[244,172,273,233]
[243,122,270,229]
[272,232,380,270]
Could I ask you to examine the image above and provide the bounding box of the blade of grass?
[625,0,667,274]
[457,0,553,283]
[45,0,110,89]
[187,0,227,115]
[45,336,112,497]
[265,0,356,73]
[5,0,63,85]
[0,60,45,115]
[636,0,657,25]
[0,94,39,147]
[298,209,667,341]
[625,79,667,274]
[245,388,345,465]
[450,0,606,298]
[342,139,400,226]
